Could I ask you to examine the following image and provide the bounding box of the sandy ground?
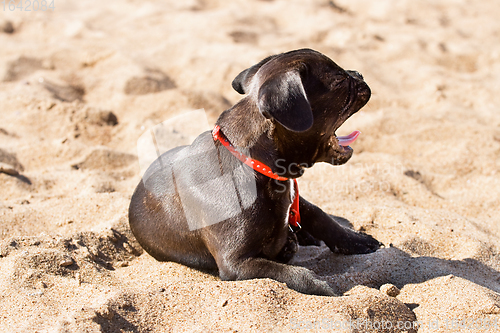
[1,0,500,332]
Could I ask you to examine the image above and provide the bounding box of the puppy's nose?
[347,70,364,81]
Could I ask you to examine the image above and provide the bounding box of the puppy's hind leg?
[218,257,336,296]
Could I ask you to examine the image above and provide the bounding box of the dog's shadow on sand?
[291,215,500,298]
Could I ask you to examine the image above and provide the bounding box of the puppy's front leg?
[218,257,336,296]
[299,197,381,254]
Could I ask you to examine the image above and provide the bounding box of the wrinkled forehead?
[258,49,340,77]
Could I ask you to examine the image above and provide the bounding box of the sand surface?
[1,0,500,332]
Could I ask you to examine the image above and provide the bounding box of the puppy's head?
[232,49,370,175]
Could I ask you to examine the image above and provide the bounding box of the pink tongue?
[337,130,361,147]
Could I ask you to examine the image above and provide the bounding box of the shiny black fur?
[129,49,381,296]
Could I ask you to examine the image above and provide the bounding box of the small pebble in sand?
[380,283,400,297]
[1,20,14,34]
[37,281,47,289]
[75,272,82,285]
[0,162,19,176]
[59,258,74,267]
[115,261,129,267]
[28,291,44,297]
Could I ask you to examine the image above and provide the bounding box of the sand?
[1,0,499,332]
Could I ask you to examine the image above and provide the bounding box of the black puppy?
[129,49,380,296]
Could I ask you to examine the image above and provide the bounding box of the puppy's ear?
[232,55,277,94]
[257,70,313,132]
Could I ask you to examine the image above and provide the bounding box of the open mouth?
[331,82,363,151]
[325,77,368,164]
[326,130,361,165]
[337,130,360,148]
[335,130,361,156]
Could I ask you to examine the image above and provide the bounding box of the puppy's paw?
[334,229,382,255]
[308,279,337,297]
[289,266,337,296]
[275,232,298,263]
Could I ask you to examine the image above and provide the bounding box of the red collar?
[212,125,301,230]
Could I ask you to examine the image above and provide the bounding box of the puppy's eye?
[328,73,348,86]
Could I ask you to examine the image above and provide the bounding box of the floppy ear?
[232,55,277,94]
[257,70,313,132]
